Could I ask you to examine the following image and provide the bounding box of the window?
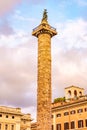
[78,120,83,128]
[51,115,54,118]
[74,90,77,99]
[0,124,1,130]
[11,125,14,130]
[56,124,61,130]
[68,90,71,98]
[5,124,8,130]
[6,115,8,118]
[71,121,75,129]
[85,108,87,112]
[0,114,2,117]
[85,119,87,127]
[64,112,69,116]
[70,110,76,114]
[52,125,54,130]
[56,114,61,117]
[77,109,83,113]
[79,91,82,96]
[64,122,69,130]
[12,116,14,119]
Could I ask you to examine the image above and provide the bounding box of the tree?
[54,97,65,103]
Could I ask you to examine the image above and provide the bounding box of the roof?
[52,97,87,112]
[0,106,22,116]
[65,85,84,90]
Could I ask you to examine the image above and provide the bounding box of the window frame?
[78,120,83,128]
[0,124,1,130]
[0,114,2,117]
[64,122,69,130]
[85,119,87,127]
[70,110,76,114]
[71,121,75,129]
[52,125,54,130]
[12,116,15,119]
[85,108,87,112]
[64,112,69,116]
[5,124,8,130]
[77,109,83,113]
[56,113,61,117]
[11,125,14,130]
[56,123,61,130]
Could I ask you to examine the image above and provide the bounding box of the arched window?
[11,125,14,130]
[5,124,8,130]
[74,90,77,99]
[68,90,71,98]
[79,91,82,96]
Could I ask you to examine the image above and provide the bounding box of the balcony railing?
[33,24,56,32]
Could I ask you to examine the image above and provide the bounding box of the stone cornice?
[52,99,87,112]
[32,23,57,38]
[65,85,84,90]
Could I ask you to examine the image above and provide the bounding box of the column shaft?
[37,33,52,130]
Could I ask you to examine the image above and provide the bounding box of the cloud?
[55,18,87,49]
[0,43,37,108]
[0,27,38,109]
[76,0,87,6]
[52,18,87,99]
[0,20,15,36]
[14,13,36,22]
[0,0,46,17]
[0,0,21,16]
[0,30,30,47]
[26,0,46,4]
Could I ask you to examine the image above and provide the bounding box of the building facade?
[0,106,32,130]
[52,86,87,130]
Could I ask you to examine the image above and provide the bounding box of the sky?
[0,0,87,121]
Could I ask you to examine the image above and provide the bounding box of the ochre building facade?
[52,86,87,130]
[0,106,32,130]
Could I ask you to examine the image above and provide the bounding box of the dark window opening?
[68,90,71,98]
[11,125,14,130]
[64,122,69,130]
[77,109,83,113]
[71,121,75,129]
[70,110,76,114]
[79,91,82,96]
[0,124,1,130]
[56,124,61,130]
[64,112,69,116]
[6,115,8,118]
[85,119,87,127]
[5,124,8,130]
[74,90,77,99]
[12,116,14,119]
[85,108,87,112]
[78,120,83,128]
[52,125,54,130]
[0,114,2,117]
[56,114,61,117]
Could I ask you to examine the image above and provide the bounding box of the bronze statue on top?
[42,9,48,22]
